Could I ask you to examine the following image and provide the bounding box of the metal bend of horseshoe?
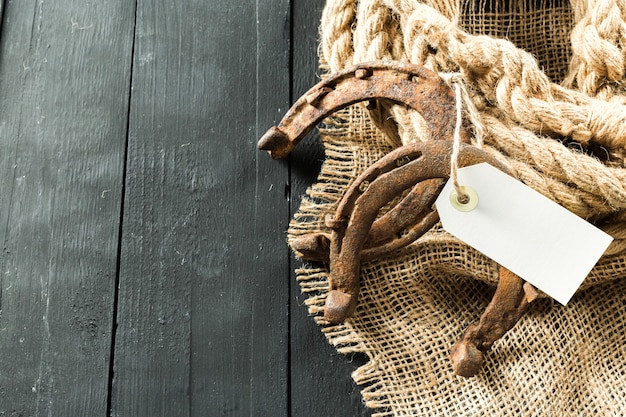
[257,61,471,159]
[323,142,539,377]
[290,141,451,265]
[363,178,444,253]
[450,267,539,377]
[291,179,443,263]
[290,170,444,264]
[323,141,513,324]
[290,139,539,376]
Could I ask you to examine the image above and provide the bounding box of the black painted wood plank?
[111,1,290,415]
[289,2,372,416]
[0,1,135,415]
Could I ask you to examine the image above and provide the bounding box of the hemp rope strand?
[450,82,468,203]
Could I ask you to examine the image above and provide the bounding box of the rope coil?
[320,0,626,248]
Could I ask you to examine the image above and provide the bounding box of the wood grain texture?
[289,2,372,416]
[0,0,135,415]
[111,1,291,415]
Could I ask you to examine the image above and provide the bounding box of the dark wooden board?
[289,2,372,416]
[0,1,135,415]
[111,1,291,415]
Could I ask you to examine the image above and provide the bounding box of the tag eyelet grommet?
[449,185,478,212]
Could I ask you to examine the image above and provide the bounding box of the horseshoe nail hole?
[450,186,478,212]
[396,156,411,166]
[305,86,334,106]
[358,180,370,192]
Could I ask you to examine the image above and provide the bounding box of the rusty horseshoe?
[258,61,471,159]
[318,141,512,324]
[258,61,537,377]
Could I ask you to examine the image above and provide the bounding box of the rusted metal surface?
[365,179,443,247]
[322,141,513,325]
[258,61,471,159]
[259,61,537,377]
[290,179,443,263]
[450,267,539,377]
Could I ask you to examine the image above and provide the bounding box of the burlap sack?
[288,0,626,415]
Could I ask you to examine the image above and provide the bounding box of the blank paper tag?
[435,163,613,305]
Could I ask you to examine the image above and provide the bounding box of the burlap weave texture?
[288,0,626,415]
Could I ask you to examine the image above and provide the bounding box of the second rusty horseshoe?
[323,141,512,324]
[258,61,471,159]
[450,267,539,377]
[290,178,444,263]
[290,137,539,376]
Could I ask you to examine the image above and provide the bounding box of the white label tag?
[435,163,613,305]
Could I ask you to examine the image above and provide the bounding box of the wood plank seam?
[106,1,139,415]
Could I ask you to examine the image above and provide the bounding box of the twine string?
[450,82,469,204]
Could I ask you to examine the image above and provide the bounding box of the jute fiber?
[288,0,626,415]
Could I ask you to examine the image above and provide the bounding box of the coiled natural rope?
[320,0,626,251]
[566,0,626,99]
